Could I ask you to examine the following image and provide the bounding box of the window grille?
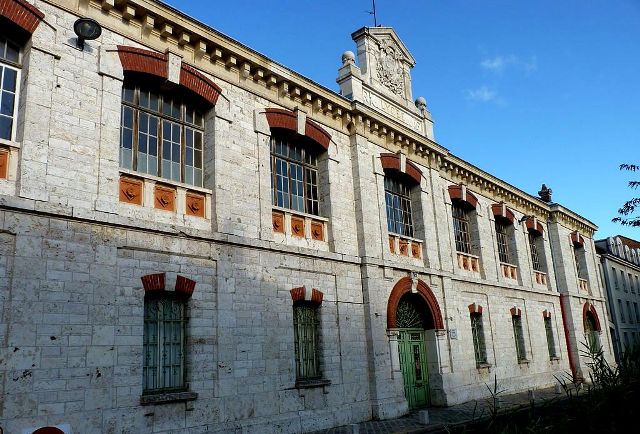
[470,313,487,365]
[544,317,557,359]
[495,219,511,264]
[512,315,527,362]
[0,34,20,141]
[528,232,542,271]
[120,83,205,187]
[384,176,414,237]
[271,134,319,215]
[143,296,186,393]
[293,303,320,380]
[452,202,472,254]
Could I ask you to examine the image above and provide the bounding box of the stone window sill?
[0,138,20,149]
[550,356,560,362]
[140,391,198,405]
[295,378,331,389]
[518,359,531,365]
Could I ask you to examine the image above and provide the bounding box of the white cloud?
[465,86,497,102]
[480,55,537,74]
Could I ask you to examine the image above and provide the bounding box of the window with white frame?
[143,294,187,393]
[271,131,320,216]
[0,33,20,142]
[120,82,205,187]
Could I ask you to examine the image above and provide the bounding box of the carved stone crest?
[376,39,404,96]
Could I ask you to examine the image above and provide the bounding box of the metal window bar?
[512,315,527,361]
[470,313,487,364]
[384,177,414,237]
[270,136,320,215]
[544,317,557,358]
[293,304,320,380]
[120,84,205,187]
[495,219,511,264]
[528,232,542,272]
[452,203,471,254]
[143,297,186,393]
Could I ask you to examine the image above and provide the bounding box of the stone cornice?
[43,0,597,236]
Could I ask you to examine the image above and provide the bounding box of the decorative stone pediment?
[352,27,416,102]
[336,26,434,139]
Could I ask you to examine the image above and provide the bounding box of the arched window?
[120,82,206,187]
[270,130,320,215]
[584,311,601,352]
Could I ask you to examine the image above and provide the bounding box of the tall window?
[120,83,205,187]
[628,301,634,324]
[271,132,319,215]
[512,314,527,362]
[613,267,619,290]
[528,231,543,272]
[470,313,487,365]
[621,270,627,292]
[143,295,187,393]
[0,34,20,141]
[618,299,625,323]
[573,245,587,280]
[384,176,414,237]
[495,218,511,264]
[544,317,557,359]
[452,202,472,254]
[585,312,601,352]
[293,302,320,380]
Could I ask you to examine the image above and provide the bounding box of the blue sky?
[163,0,640,240]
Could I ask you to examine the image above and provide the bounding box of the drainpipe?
[548,222,577,380]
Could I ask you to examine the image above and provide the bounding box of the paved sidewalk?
[310,385,565,434]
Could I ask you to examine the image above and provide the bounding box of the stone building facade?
[0,1,614,433]
[595,235,640,360]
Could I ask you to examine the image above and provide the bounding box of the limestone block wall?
[0,209,370,434]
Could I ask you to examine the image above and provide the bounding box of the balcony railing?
[389,234,422,259]
[534,271,547,285]
[457,252,480,272]
[500,263,518,280]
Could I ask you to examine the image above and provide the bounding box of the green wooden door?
[398,329,430,409]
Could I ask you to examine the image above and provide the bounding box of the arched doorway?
[387,277,444,409]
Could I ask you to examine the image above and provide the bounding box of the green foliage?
[613,163,640,227]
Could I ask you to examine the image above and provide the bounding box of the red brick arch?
[0,0,45,34]
[524,216,544,235]
[571,231,585,247]
[448,184,478,209]
[491,203,515,224]
[379,153,422,184]
[264,108,331,150]
[32,427,65,434]
[387,277,444,330]
[583,302,601,332]
[116,45,222,106]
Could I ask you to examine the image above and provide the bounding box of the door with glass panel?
[398,329,429,409]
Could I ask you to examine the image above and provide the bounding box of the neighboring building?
[0,1,614,433]
[595,235,640,360]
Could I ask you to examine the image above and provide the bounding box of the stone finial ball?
[415,96,427,109]
[342,51,356,65]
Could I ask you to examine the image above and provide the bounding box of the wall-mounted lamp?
[74,18,102,50]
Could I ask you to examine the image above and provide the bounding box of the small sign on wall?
[449,329,458,339]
